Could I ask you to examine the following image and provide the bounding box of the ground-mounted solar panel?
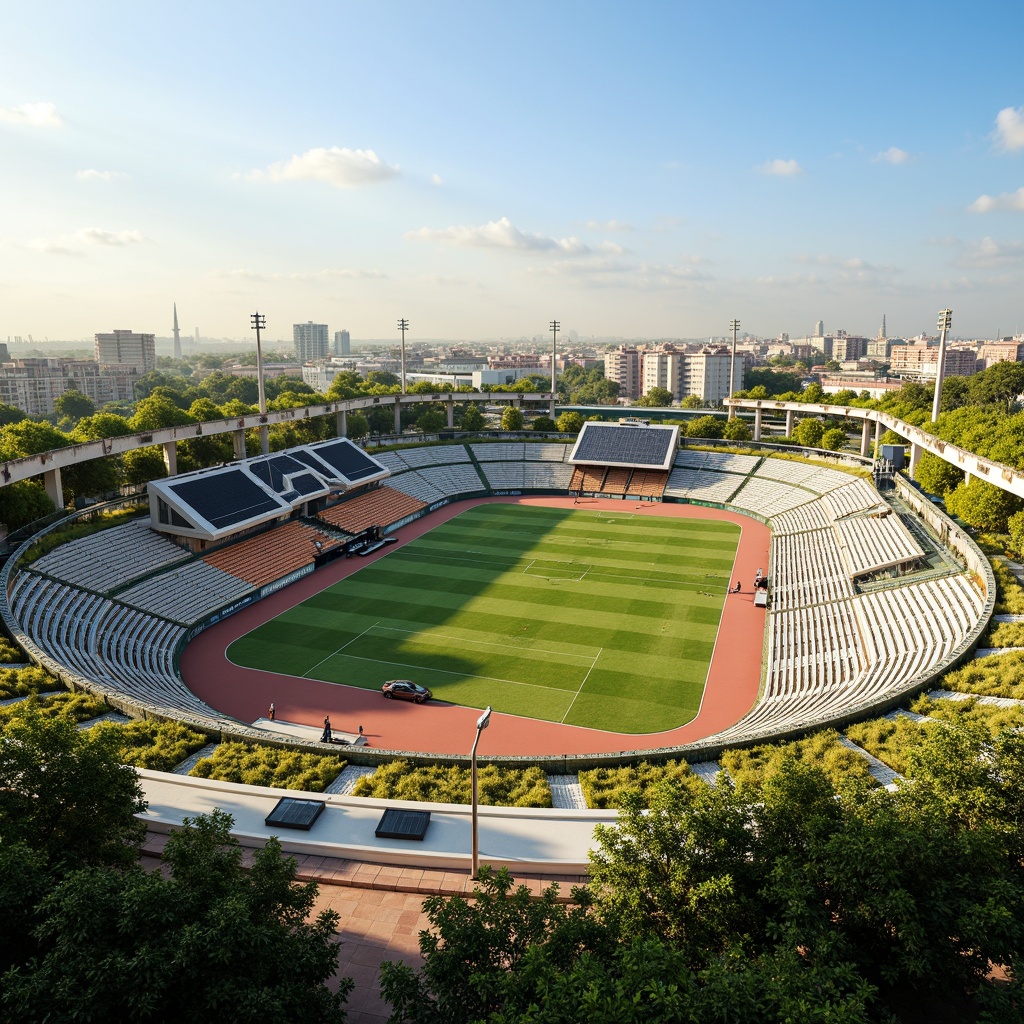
[569,422,679,471]
[167,469,287,529]
[265,797,325,831]
[375,808,431,840]
[309,438,388,483]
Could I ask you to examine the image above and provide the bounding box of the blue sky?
[2,1,1023,343]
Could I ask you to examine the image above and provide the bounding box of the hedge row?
[189,741,346,792]
[992,558,1024,615]
[352,760,552,807]
[941,650,1024,700]
[0,664,63,701]
[96,719,210,772]
[577,761,705,809]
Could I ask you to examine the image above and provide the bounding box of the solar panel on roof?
[249,454,306,494]
[290,448,342,479]
[168,470,285,529]
[265,797,325,831]
[310,439,385,481]
[288,472,327,496]
[571,424,677,469]
[375,808,431,840]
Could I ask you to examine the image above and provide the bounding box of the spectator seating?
[118,560,253,624]
[203,520,337,589]
[317,486,427,535]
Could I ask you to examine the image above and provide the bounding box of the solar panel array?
[309,438,386,481]
[570,422,678,469]
[166,471,289,530]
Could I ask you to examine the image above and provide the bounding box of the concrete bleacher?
[728,476,818,518]
[834,513,924,578]
[664,467,743,504]
[118,560,253,624]
[32,519,190,592]
[471,442,526,462]
[674,450,761,474]
[203,520,336,589]
[318,486,426,535]
[385,470,448,503]
[392,445,472,469]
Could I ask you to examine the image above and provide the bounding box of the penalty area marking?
[369,624,600,662]
[522,558,593,581]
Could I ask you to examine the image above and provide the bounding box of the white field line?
[371,624,598,661]
[301,620,380,678]
[560,647,603,724]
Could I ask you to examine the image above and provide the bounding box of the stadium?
[1,411,993,792]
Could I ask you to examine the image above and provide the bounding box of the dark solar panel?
[572,424,676,468]
[168,470,284,529]
[265,797,325,831]
[290,448,342,479]
[375,808,431,840]
[311,439,385,481]
[249,454,305,493]
[289,472,327,496]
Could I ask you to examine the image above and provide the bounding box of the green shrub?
[0,665,63,700]
[0,690,107,729]
[96,719,210,772]
[0,636,24,663]
[18,507,145,567]
[941,650,1024,700]
[991,559,1024,615]
[190,741,345,792]
[351,760,552,807]
[721,729,875,792]
[845,715,931,775]
[578,760,705,809]
[913,692,1024,735]
[982,619,1024,649]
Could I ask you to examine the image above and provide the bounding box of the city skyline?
[2,1,1023,341]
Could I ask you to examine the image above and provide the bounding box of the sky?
[2,1,1023,344]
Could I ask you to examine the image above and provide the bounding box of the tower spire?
[172,303,182,360]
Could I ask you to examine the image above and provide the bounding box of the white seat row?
[729,476,818,518]
[471,442,529,461]
[524,443,570,462]
[674,450,760,474]
[385,470,448,503]
[769,501,832,534]
[32,519,190,592]
[771,529,855,609]
[834,514,924,578]
[117,560,253,624]
[753,458,852,493]
[416,464,485,496]
[394,445,472,469]
[664,468,744,504]
[822,478,887,519]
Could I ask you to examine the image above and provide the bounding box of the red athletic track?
[180,497,770,757]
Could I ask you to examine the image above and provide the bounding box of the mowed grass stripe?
[227,504,738,732]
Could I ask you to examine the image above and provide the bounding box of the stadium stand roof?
[569,421,679,471]
[148,438,389,542]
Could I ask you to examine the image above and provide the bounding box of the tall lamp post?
[728,319,741,419]
[931,308,953,424]
[549,320,560,420]
[470,705,492,879]
[397,318,409,394]
[250,311,269,455]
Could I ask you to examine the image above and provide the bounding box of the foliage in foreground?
[383,725,1024,1023]
[0,690,106,729]
[0,664,62,701]
[577,759,705,809]
[352,759,552,807]
[96,718,210,772]
[190,740,346,792]
[943,649,1024,700]
[991,556,1024,614]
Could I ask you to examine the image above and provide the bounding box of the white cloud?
[585,219,633,232]
[215,267,386,283]
[995,106,1024,152]
[968,187,1024,213]
[957,236,1024,268]
[28,228,149,255]
[0,101,61,127]
[406,217,589,254]
[757,158,802,176]
[874,146,910,165]
[430,173,443,186]
[249,147,399,188]
[76,169,129,182]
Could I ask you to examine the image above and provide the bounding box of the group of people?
[266,704,362,744]
[731,568,770,594]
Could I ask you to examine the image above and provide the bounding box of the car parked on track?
[381,679,432,703]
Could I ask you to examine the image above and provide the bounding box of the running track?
[180,497,770,757]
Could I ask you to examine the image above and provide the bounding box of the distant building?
[293,322,329,362]
[640,344,741,404]
[866,336,893,360]
[889,342,978,379]
[0,358,138,416]
[831,335,869,362]
[604,346,641,400]
[814,320,825,338]
[94,329,156,374]
[977,341,1024,368]
[334,329,351,356]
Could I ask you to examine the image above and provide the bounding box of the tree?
[637,387,674,408]
[0,420,72,461]
[3,810,350,1024]
[122,446,168,486]
[325,371,364,401]
[0,483,55,532]
[680,394,702,409]
[793,417,825,447]
[743,369,803,396]
[531,415,556,432]
[365,370,401,389]
[459,404,485,431]
[129,395,194,431]
[820,427,848,451]
[500,405,524,431]
[722,418,753,442]
[416,407,447,433]
[686,415,724,439]
[945,478,1024,532]
[54,389,95,422]
[556,411,584,433]
[345,411,369,439]
[914,452,964,498]
[968,360,1024,411]
[1009,510,1024,558]
[0,402,26,427]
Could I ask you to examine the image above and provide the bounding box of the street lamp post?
[250,311,269,455]
[931,308,953,424]
[397,319,409,394]
[549,320,560,420]
[728,319,741,419]
[470,705,492,879]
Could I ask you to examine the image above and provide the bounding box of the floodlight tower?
[728,319,741,419]
[931,308,953,423]
[549,320,560,419]
[250,311,269,454]
[397,318,409,393]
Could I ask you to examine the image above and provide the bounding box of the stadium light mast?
[931,308,953,424]
[549,320,560,420]
[397,318,409,394]
[728,319,741,419]
[250,311,269,455]
[470,705,492,879]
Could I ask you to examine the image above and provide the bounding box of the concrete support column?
[753,406,763,441]
[162,441,178,477]
[964,471,972,486]
[785,409,795,436]
[258,425,269,456]
[42,467,63,509]
[873,418,882,450]
[232,429,246,460]
[337,409,348,438]
[549,393,556,419]
[861,419,872,457]
[446,399,455,428]
[909,442,922,477]
[394,398,402,434]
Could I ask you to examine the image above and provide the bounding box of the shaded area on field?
[227,505,738,732]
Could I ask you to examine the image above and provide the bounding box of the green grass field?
[227,505,740,733]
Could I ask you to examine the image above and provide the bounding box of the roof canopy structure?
[149,438,388,542]
[569,421,679,472]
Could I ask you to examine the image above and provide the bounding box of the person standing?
[268,702,275,721]
[321,716,332,743]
